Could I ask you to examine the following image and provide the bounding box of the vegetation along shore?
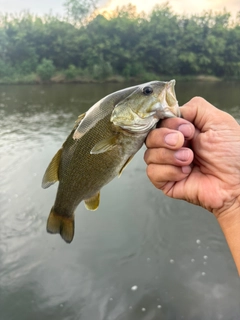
[0,2,240,84]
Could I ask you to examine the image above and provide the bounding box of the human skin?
[144,97,240,275]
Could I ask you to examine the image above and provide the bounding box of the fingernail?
[164,133,179,146]
[182,166,192,174]
[174,149,191,161]
[178,124,192,138]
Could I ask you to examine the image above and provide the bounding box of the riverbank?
[0,72,236,85]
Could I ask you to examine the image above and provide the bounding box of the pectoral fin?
[42,148,62,189]
[118,155,134,176]
[84,192,100,211]
[90,136,118,154]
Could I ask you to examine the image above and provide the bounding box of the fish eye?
[142,86,153,95]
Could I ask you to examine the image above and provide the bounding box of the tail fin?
[47,208,74,243]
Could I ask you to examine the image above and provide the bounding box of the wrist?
[216,198,240,275]
[217,197,240,235]
[216,196,240,223]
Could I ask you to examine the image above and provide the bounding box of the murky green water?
[0,81,240,320]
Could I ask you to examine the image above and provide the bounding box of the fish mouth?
[156,79,181,119]
[166,80,178,109]
[110,79,181,134]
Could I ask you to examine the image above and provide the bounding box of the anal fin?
[84,192,100,211]
[47,208,74,243]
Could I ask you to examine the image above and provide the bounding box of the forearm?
[217,202,240,276]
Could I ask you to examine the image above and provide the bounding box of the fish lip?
[156,79,181,118]
[166,79,177,106]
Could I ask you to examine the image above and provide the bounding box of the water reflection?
[0,81,239,320]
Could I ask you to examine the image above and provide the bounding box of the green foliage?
[122,63,145,79]
[0,6,239,83]
[36,59,55,81]
[0,73,38,84]
[64,0,98,26]
[0,59,14,77]
[65,64,78,79]
[91,58,113,80]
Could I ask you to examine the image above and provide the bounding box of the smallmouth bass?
[42,80,181,243]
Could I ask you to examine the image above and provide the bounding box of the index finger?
[160,117,195,139]
[145,127,185,149]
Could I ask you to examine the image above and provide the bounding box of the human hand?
[144,97,240,219]
[144,97,240,274]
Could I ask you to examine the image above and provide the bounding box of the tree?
[0,6,240,81]
[37,58,55,81]
[63,0,99,26]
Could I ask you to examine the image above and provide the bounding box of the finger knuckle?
[189,96,206,105]
[146,164,155,181]
[143,149,150,164]
[145,130,155,147]
[157,148,167,162]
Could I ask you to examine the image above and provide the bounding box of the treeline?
[0,4,240,83]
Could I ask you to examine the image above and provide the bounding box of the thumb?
[180,97,227,131]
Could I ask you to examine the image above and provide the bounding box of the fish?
[42,80,181,243]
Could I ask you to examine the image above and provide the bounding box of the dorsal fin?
[42,148,62,189]
[73,112,86,130]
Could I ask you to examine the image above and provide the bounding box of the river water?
[0,80,240,320]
